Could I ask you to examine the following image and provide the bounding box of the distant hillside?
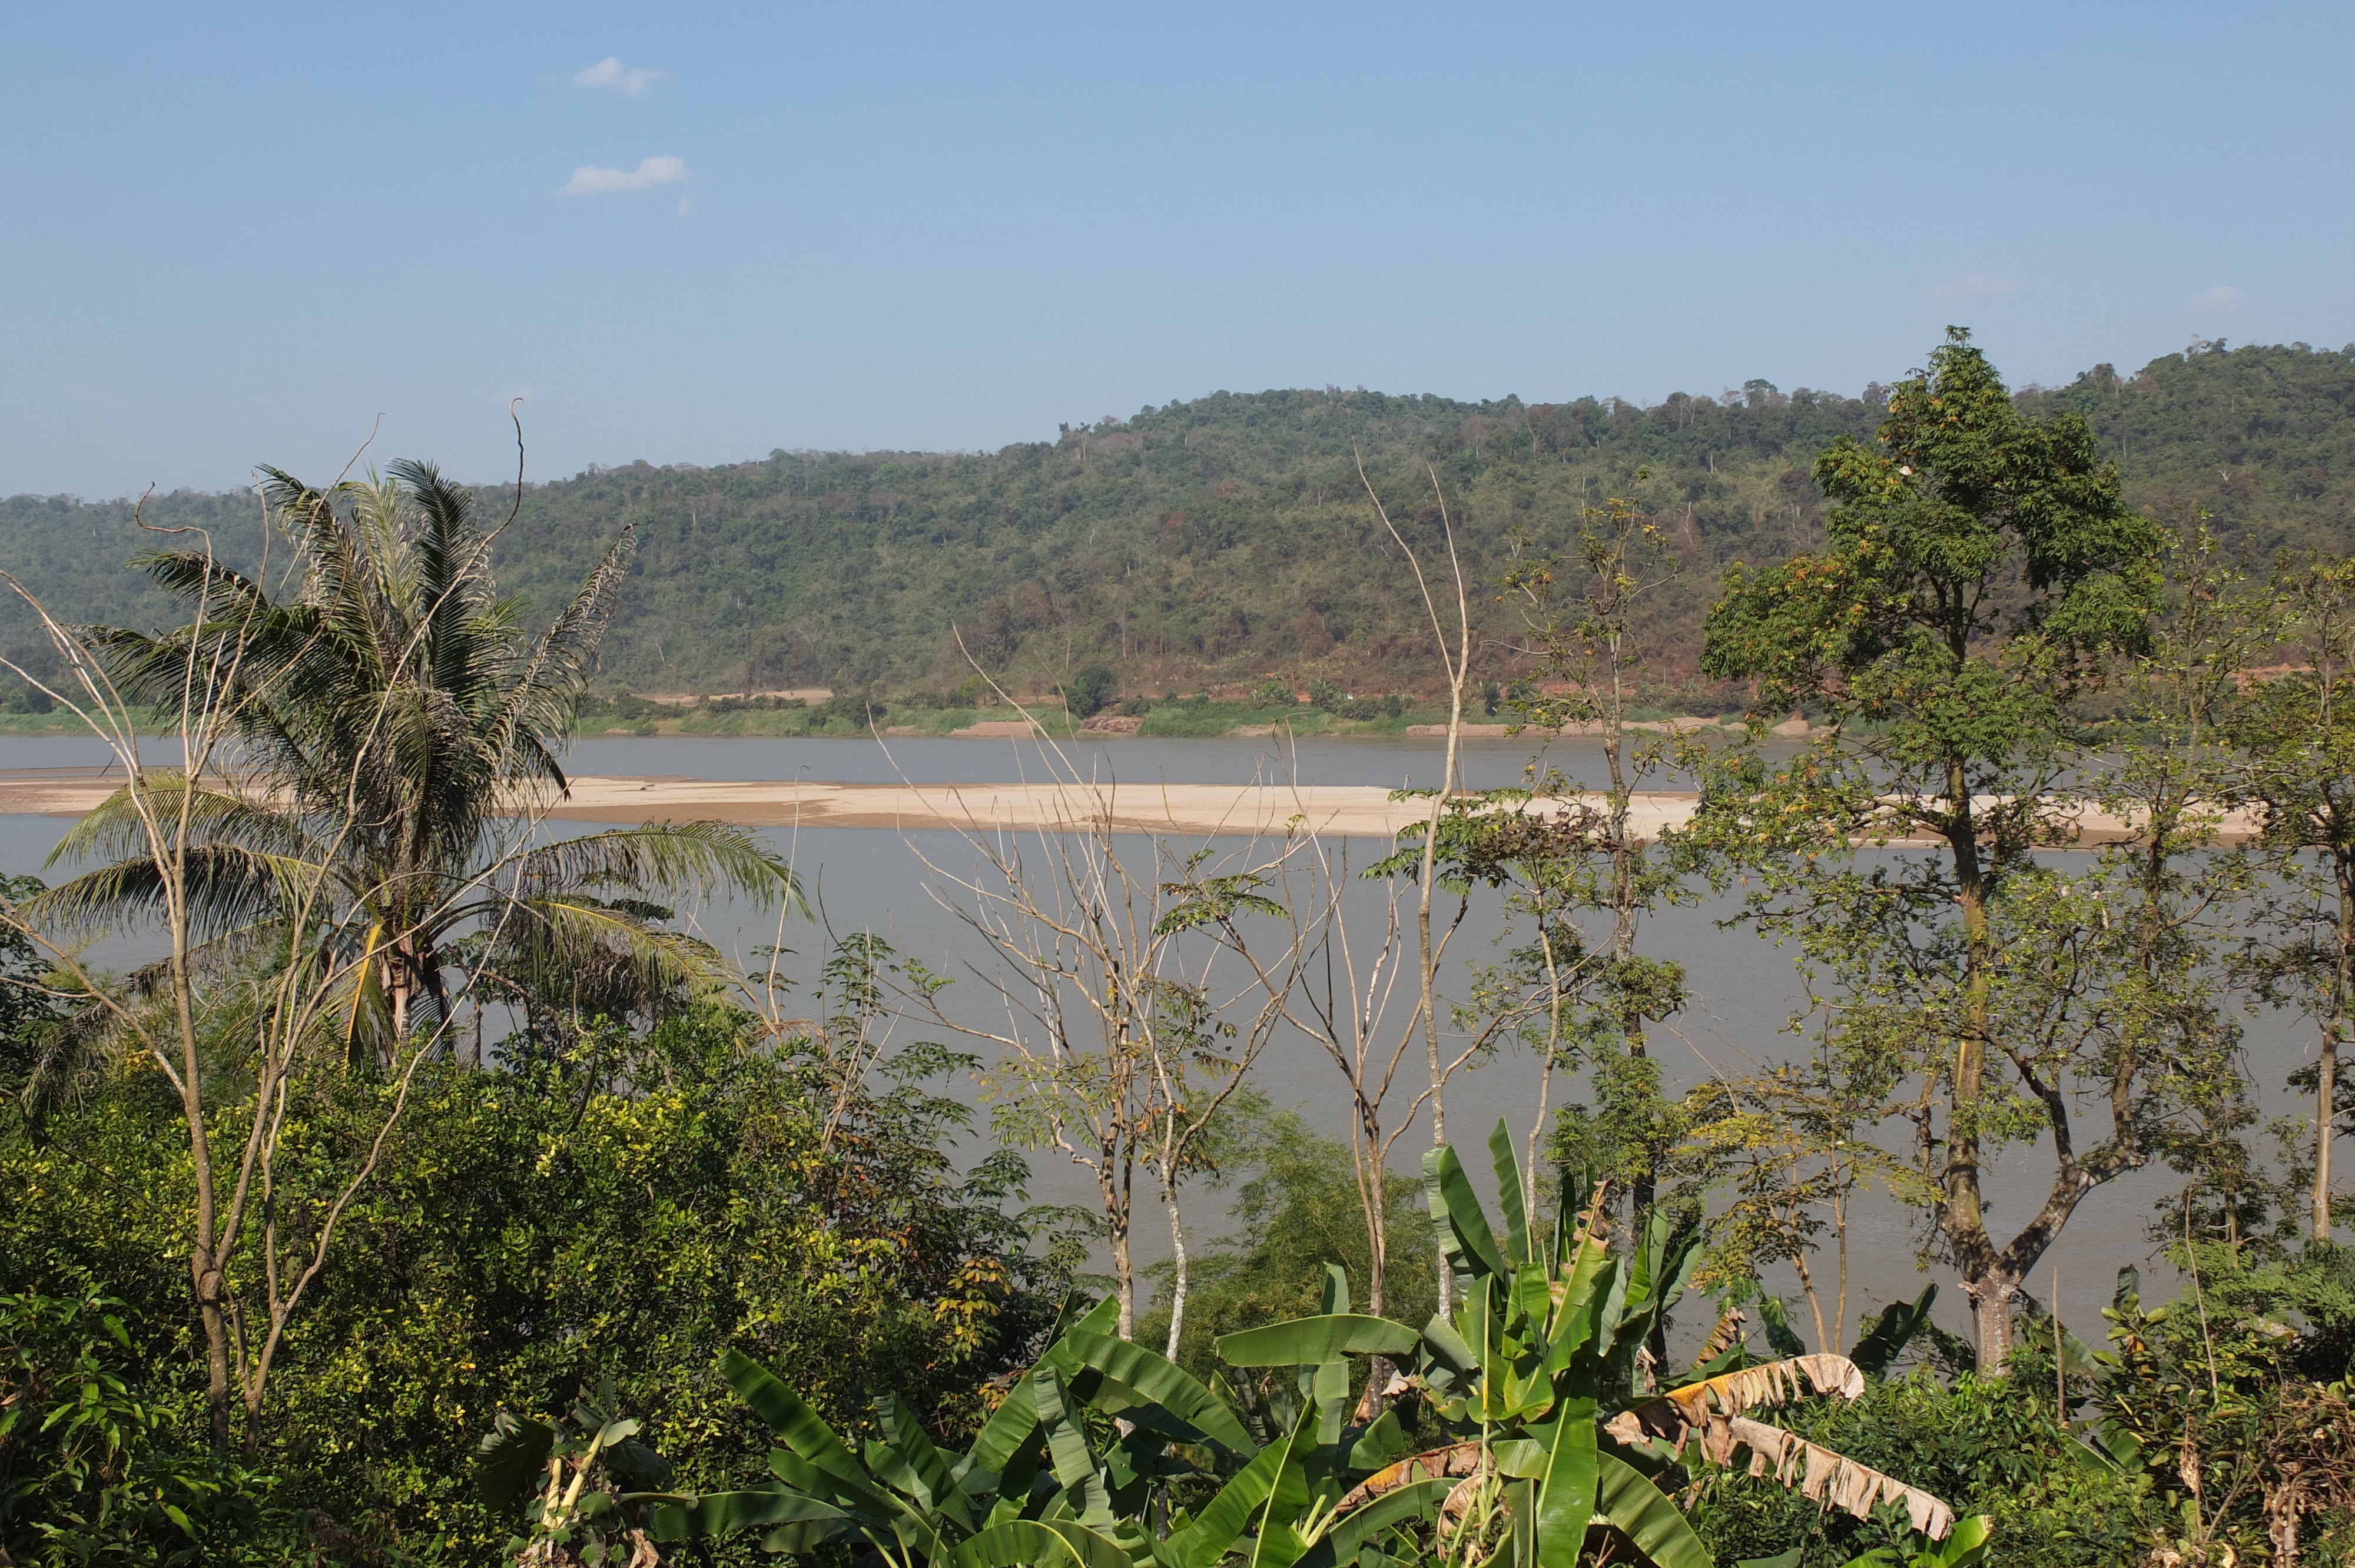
[4,340,2349,701]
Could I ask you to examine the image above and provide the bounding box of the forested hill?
[5,339,2350,699]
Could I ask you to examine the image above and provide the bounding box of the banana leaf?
[1848,1285,1936,1377]
[951,1518,1133,1568]
[650,1490,847,1542]
[1527,1400,1598,1567]
[963,1295,1123,1479]
[1242,1415,1318,1568]
[1034,1364,1113,1524]
[1070,1327,1259,1454]
[1178,1426,1300,1568]
[1312,1476,1454,1565]
[1217,1315,1422,1369]
[1424,1143,1509,1283]
[476,1410,554,1512]
[722,1348,875,1491]
[871,1394,973,1530]
[1596,1451,1711,1568]
[1489,1121,1533,1267]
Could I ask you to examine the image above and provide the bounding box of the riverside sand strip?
[0,769,2261,845]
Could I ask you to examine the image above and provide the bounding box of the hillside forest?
[1,339,2349,706]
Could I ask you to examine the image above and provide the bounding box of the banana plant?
[650,1275,1458,1567]
[477,1381,689,1566]
[1215,1122,1988,1566]
[1173,1263,1444,1567]
[646,1294,1233,1564]
[647,1123,1983,1565]
[1214,1121,1714,1567]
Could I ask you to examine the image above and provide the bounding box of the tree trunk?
[2317,1029,2339,1244]
[1104,1150,1136,1342]
[1162,1177,1188,1360]
[1941,772,2008,1374]
[1969,1275,2018,1374]
[1419,680,1464,1313]
[1110,1217,1134,1343]
[1359,1106,1388,1320]
[176,956,233,1450]
[194,1251,233,1451]
[2319,865,2354,1243]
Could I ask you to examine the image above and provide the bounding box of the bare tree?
[897,695,1301,1346]
[1355,450,1477,1311]
[1236,825,1491,1328]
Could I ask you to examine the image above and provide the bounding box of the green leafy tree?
[1698,328,2170,1371]
[1065,663,1118,719]
[2,988,1060,1559]
[1502,486,1701,1219]
[2232,551,2355,1241]
[0,1291,281,1565]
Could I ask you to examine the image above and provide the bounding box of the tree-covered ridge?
[3,341,2347,697]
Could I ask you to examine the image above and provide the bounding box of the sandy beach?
[0,767,2260,845]
[0,768,1629,838]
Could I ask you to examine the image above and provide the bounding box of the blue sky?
[5,1,2349,498]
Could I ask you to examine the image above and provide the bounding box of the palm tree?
[37,459,796,1056]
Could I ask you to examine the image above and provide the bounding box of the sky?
[4,1,2349,499]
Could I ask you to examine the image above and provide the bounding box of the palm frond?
[31,848,325,944]
[388,460,496,699]
[517,821,802,910]
[492,895,737,1014]
[17,1003,112,1119]
[487,524,638,777]
[257,465,363,610]
[48,775,325,871]
[19,921,298,1113]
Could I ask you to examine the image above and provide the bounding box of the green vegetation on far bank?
[556,685,1742,741]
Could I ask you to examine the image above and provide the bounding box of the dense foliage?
[1,1004,1066,1562]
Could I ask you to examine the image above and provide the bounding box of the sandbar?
[0,769,2259,845]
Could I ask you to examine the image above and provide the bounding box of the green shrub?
[1065,664,1117,719]
[0,1293,287,1566]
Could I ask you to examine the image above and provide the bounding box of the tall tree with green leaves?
[1501,486,1697,1218]
[2077,523,2266,1243]
[2233,551,2355,1241]
[1698,328,2170,1370]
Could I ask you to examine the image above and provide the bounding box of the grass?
[0,700,1741,743]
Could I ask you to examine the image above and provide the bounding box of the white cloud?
[560,155,689,196]
[575,56,661,95]
[2193,284,2243,311]
[1921,271,2025,302]
[676,195,692,217]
